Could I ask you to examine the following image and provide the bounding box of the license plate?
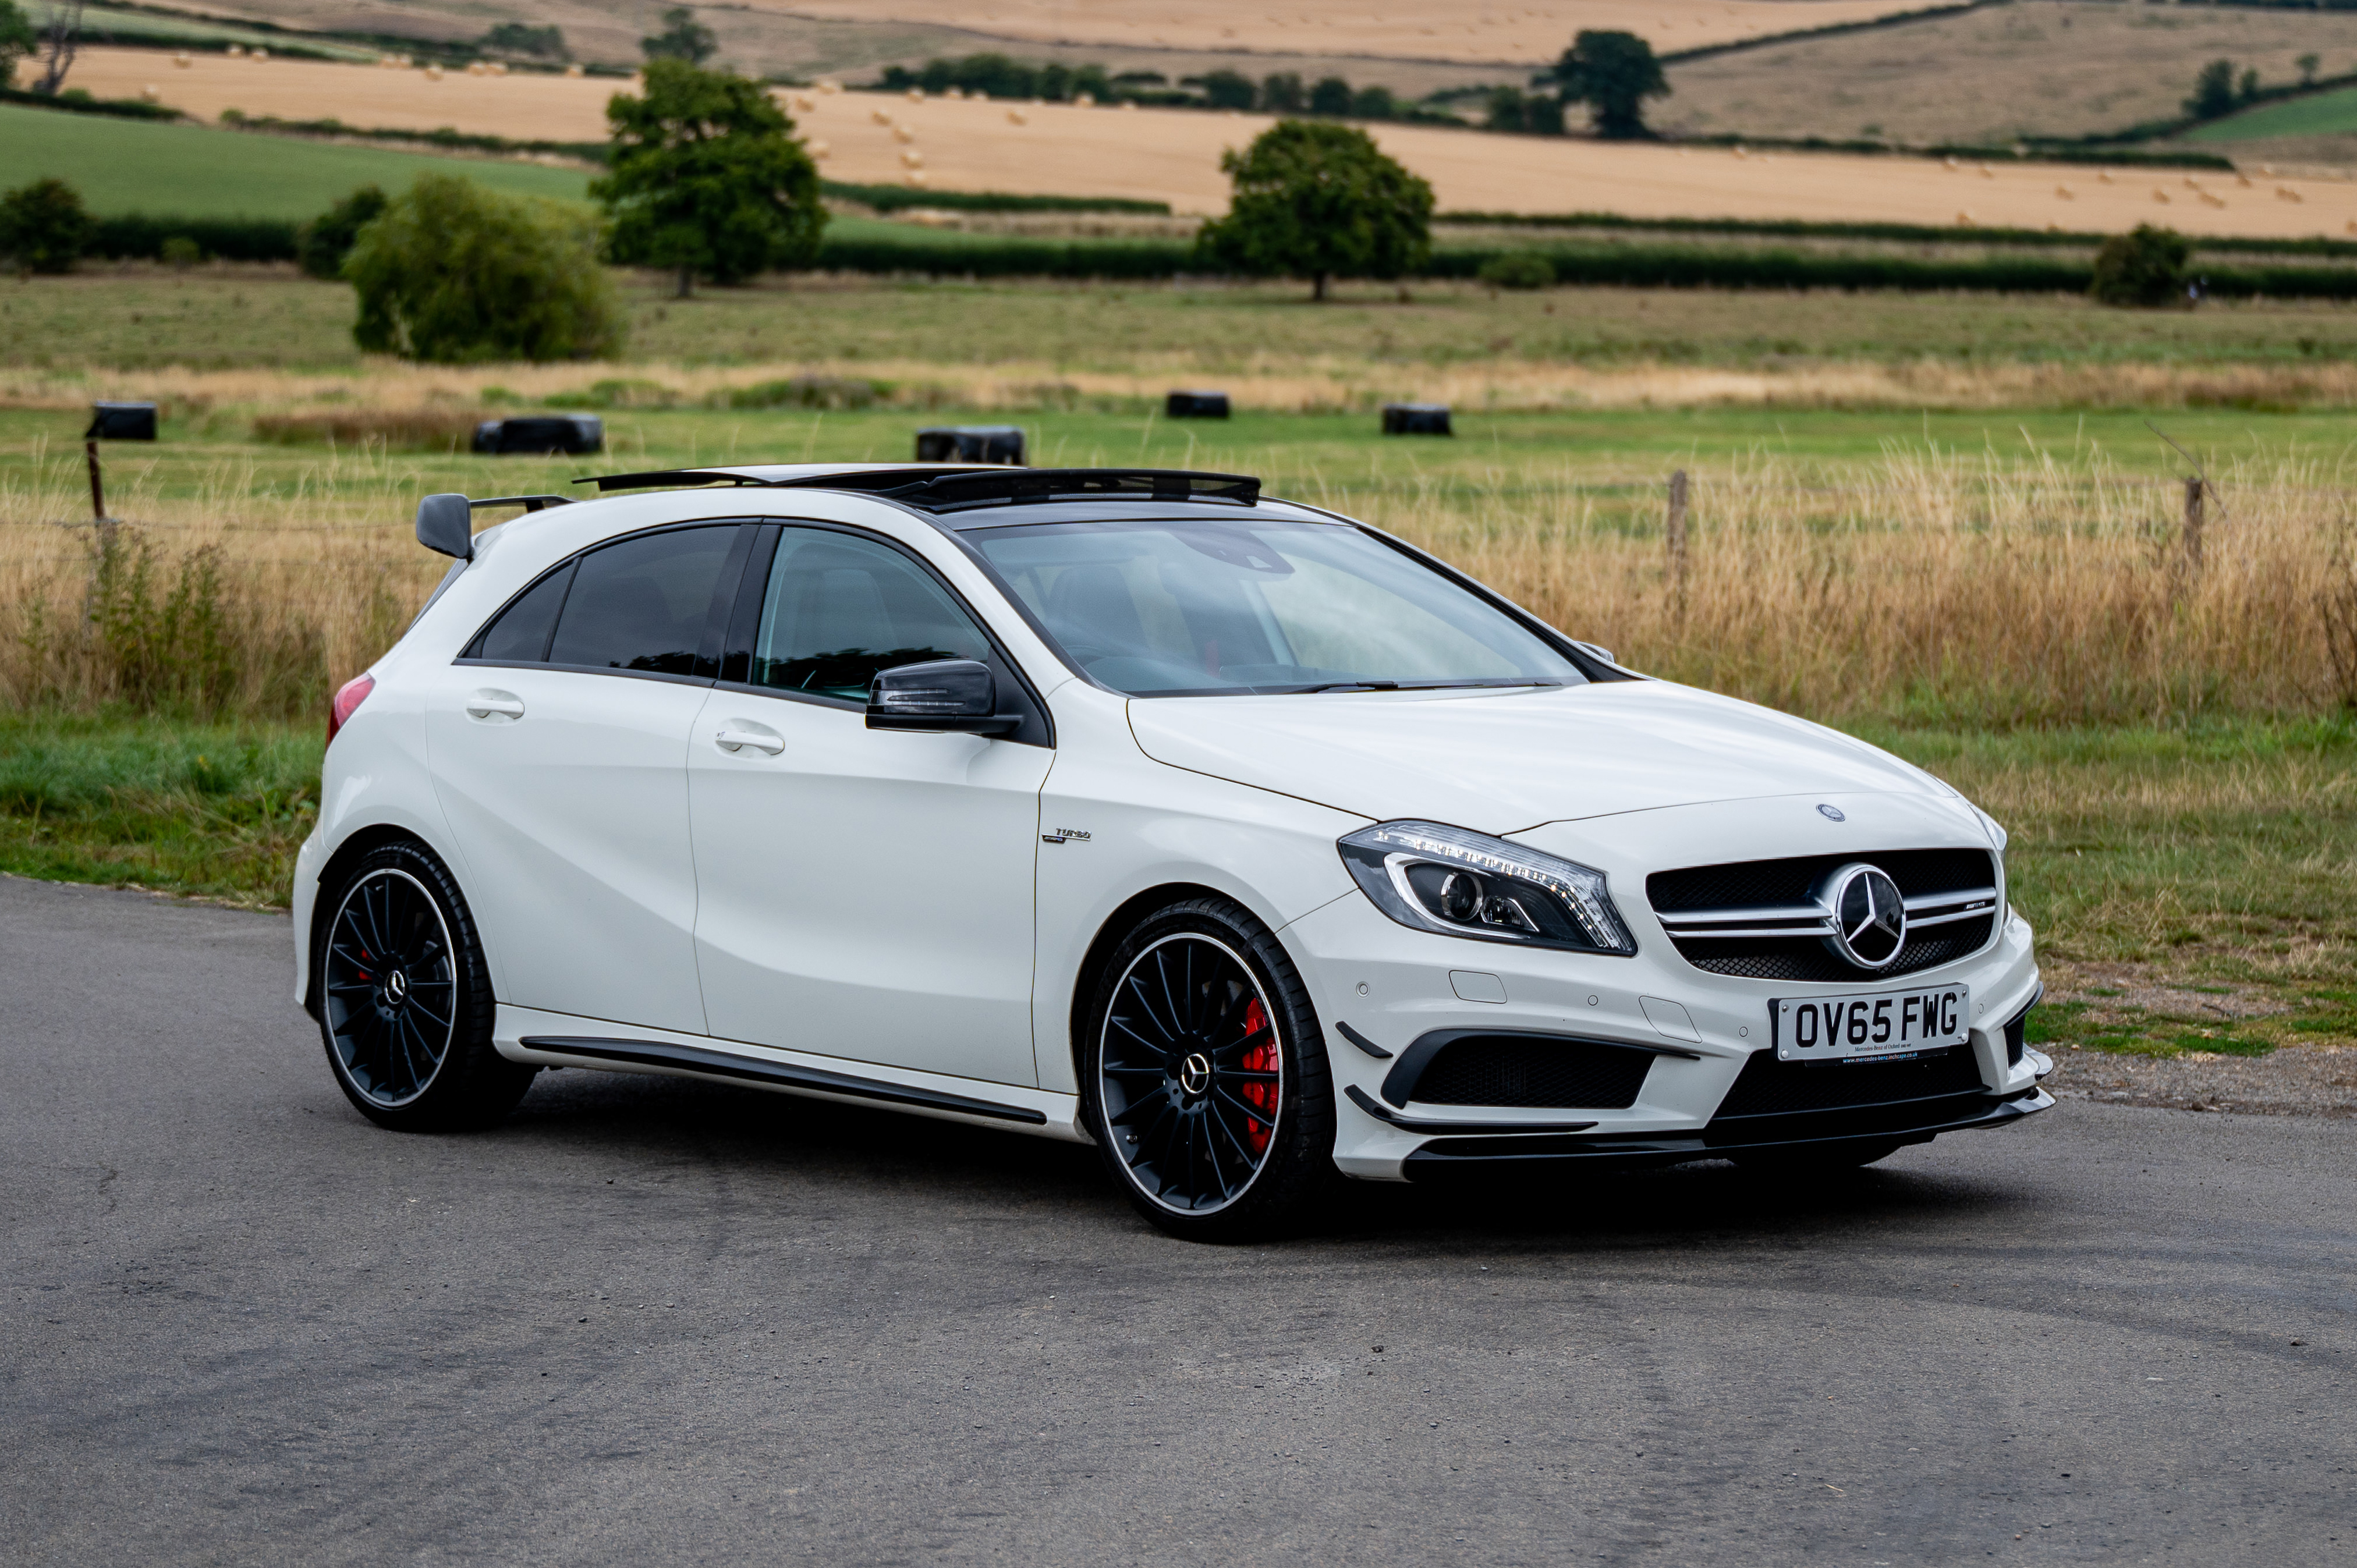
[1774,985,1970,1062]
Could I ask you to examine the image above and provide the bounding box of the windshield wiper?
[1294,679,1564,695]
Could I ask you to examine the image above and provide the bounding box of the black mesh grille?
[1711,1045,1987,1120]
[1410,1037,1654,1109]
[1647,848,1997,980]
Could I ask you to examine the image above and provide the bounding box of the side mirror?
[416,492,474,561]
[866,659,1020,736]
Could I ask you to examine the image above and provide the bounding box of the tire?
[1080,895,1339,1241]
[1733,1140,1904,1176]
[315,840,534,1132]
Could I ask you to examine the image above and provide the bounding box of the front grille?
[1647,847,1998,981]
[1711,1045,1987,1120]
[1408,1035,1654,1109]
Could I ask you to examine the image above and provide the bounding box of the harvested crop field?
[741,0,1921,65]
[44,48,2357,235]
[1664,0,2357,144]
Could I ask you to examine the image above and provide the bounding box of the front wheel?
[1081,896,1338,1241]
[316,840,533,1131]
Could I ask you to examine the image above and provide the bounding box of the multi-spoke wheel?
[1083,897,1337,1240]
[314,841,533,1131]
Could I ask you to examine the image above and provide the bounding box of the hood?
[1125,679,1945,835]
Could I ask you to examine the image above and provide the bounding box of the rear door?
[687,522,1053,1085]
[427,523,750,1035]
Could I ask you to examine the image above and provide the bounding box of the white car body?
[295,463,2050,1185]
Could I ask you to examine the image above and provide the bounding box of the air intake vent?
[1394,1034,1654,1110]
[1711,1045,1987,1121]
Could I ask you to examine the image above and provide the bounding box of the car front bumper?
[1281,883,2047,1183]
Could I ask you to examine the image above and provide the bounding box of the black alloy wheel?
[316,840,533,1131]
[1084,896,1337,1240]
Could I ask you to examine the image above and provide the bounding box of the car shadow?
[474,1066,2033,1257]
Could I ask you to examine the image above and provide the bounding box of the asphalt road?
[3,874,2352,1567]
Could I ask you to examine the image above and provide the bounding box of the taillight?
[328,673,375,747]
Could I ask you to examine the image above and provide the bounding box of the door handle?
[715,727,784,755]
[466,690,525,722]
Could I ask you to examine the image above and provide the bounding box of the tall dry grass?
[5,434,2356,728]
[1330,443,2357,728]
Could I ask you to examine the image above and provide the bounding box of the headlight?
[1337,821,1636,956]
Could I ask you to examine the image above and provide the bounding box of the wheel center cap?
[384,969,409,1005]
[1177,1052,1213,1096]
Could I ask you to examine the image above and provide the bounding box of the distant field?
[35,54,2357,235]
[1666,0,2357,144]
[751,0,1920,65]
[0,103,591,219]
[2193,86,2357,146]
[31,1,377,58]
[13,272,2357,381]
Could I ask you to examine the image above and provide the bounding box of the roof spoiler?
[415,493,572,560]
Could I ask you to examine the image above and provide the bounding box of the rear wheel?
[1082,896,1337,1241]
[316,841,533,1131]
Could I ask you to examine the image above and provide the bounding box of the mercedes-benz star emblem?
[1817,803,1846,822]
[1821,863,1906,969]
[384,969,409,1005]
[1178,1052,1213,1096]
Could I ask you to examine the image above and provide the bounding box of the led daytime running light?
[1338,820,1636,956]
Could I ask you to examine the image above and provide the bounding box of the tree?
[346,174,623,361]
[640,6,715,65]
[593,59,825,297]
[481,22,566,59]
[1352,84,1396,120]
[1195,119,1434,301]
[1260,72,1303,112]
[1483,86,1564,136]
[1309,75,1352,115]
[2239,67,2260,104]
[1196,68,1254,109]
[2185,58,2237,119]
[295,185,388,280]
[0,0,36,90]
[2088,224,2190,308]
[0,177,94,274]
[1551,30,1666,139]
[2299,52,2321,87]
[31,0,79,94]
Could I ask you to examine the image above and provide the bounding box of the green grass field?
[8,712,2352,1063]
[0,103,595,219]
[2191,86,2357,144]
[11,270,2357,375]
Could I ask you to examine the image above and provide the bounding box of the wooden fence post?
[2182,474,2204,573]
[1666,469,1689,610]
[86,441,105,523]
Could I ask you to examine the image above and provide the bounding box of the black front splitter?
[1399,1088,2053,1181]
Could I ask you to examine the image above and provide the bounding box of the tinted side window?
[548,527,735,676]
[467,560,575,662]
[753,528,992,701]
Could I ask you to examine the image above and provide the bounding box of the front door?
[688,523,1052,1085]
[427,523,746,1035]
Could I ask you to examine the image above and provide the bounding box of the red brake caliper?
[1239,998,1277,1155]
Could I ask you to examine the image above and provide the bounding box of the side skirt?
[497,1006,1090,1143]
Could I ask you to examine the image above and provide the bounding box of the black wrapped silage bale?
[473,416,604,456]
[1165,390,1231,418]
[1382,403,1452,436]
[915,425,1026,464]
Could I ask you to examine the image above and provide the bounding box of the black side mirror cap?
[866,659,1020,735]
[416,492,474,560]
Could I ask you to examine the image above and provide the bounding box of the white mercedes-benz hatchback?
[295,464,2050,1239]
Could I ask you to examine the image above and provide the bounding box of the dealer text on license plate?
[1774,985,1969,1062]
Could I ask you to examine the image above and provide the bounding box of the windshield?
[967,517,1585,696]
